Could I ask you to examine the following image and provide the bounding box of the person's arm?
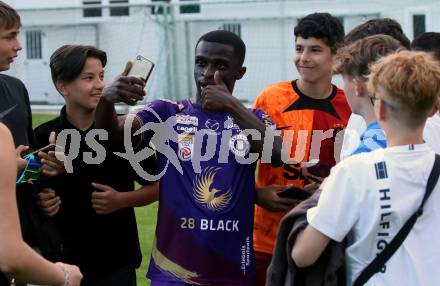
[0,123,82,286]
[292,160,361,268]
[91,182,159,214]
[202,72,284,164]
[95,61,146,145]
[291,225,331,267]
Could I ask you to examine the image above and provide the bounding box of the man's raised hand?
[202,71,234,111]
[102,61,146,105]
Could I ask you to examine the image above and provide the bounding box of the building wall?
[3,0,440,103]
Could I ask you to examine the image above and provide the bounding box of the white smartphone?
[128,55,155,83]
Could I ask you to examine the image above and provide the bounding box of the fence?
[5,0,436,105]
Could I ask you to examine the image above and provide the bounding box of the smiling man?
[96,30,279,285]
[252,13,351,283]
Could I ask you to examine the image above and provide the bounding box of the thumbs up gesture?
[201,71,234,111]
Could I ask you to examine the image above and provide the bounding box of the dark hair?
[196,30,246,65]
[411,32,440,61]
[0,1,21,29]
[50,45,107,85]
[344,18,410,48]
[294,12,345,53]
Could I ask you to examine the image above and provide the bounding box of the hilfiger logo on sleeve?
[176,114,198,126]
[178,134,194,161]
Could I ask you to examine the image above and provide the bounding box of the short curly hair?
[294,12,345,53]
[197,30,246,66]
[368,51,440,127]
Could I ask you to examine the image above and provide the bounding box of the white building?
[4,0,440,104]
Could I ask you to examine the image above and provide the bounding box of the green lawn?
[32,113,157,286]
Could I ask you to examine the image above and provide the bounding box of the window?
[179,0,200,14]
[413,14,426,38]
[26,31,42,59]
[83,0,102,17]
[220,23,241,37]
[151,0,170,15]
[110,0,129,16]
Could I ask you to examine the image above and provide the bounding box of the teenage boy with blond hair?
[292,51,440,285]
[333,34,402,155]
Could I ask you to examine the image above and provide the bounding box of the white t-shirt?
[424,113,440,154]
[308,144,440,286]
[340,114,367,161]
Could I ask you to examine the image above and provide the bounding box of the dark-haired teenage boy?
[252,13,351,283]
[34,45,158,286]
[96,30,281,286]
[411,32,440,154]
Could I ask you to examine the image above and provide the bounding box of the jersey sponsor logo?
[241,236,251,275]
[205,119,220,132]
[177,125,197,134]
[178,134,194,161]
[224,115,240,130]
[176,114,198,126]
[193,167,232,211]
[229,134,250,157]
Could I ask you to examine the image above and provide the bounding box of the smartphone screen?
[128,55,155,82]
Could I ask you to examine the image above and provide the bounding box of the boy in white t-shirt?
[339,18,410,160]
[291,51,440,285]
[333,34,402,155]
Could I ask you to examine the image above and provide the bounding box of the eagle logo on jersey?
[193,167,232,211]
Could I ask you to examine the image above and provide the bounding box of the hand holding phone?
[128,55,154,83]
[25,144,57,159]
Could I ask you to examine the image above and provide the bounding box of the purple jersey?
[136,99,274,285]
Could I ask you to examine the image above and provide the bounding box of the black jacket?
[266,189,349,286]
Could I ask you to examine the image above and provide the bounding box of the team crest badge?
[229,133,250,157]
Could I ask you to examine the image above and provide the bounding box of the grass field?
[32,113,157,286]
